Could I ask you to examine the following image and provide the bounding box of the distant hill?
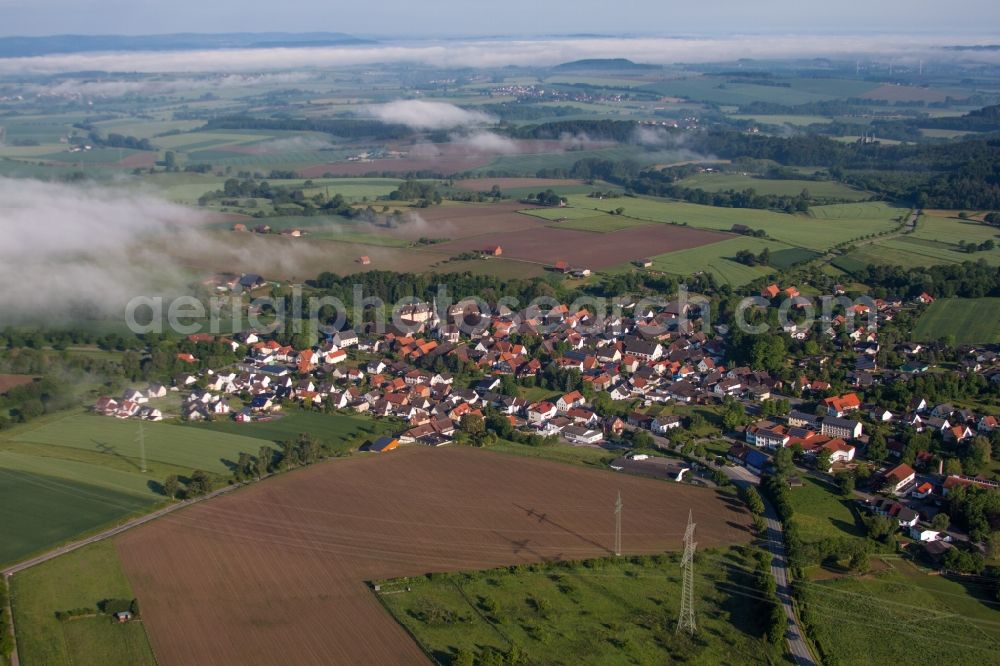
[921,103,1000,133]
[0,32,373,58]
[553,58,660,71]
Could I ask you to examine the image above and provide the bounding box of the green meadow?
[10,540,157,666]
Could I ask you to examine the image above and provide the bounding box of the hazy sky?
[0,0,997,37]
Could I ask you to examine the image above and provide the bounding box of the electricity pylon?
[136,422,147,473]
[676,510,697,635]
[614,491,622,556]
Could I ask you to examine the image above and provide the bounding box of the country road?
[2,482,242,666]
[718,464,817,665]
[761,499,816,666]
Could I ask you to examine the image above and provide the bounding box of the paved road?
[717,464,816,666]
[761,497,816,666]
[2,482,242,666]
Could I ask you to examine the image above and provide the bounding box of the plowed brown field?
[117,446,751,666]
[435,223,730,268]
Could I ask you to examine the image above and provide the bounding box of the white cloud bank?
[0,178,208,321]
[0,35,995,75]
[368,100,494,129]
[0,177,349,323]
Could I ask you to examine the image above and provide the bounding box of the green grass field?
[912,298,1000,344]
[377,548,776,665]
[10,540,157,666]
[769,247,822,269]
[188,411,382,454]
[11,414,267,475]
[0,469,155,566]
[800,558,1000,664]
[912,214,1000,247]
[645,237,783,286]
[489,438,616,470]
[552,215,651,233]
[563,196,900,252]
[787,476,864,543]
[675,174,869,201]
[468,147,686,176]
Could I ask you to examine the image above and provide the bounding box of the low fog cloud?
[253,135,336,152]
[0,178,341,325]
[368,99,494,129]
[23,72,318,98]
[451,130,521,154]
[0,35,994,75]
[0,178,207,322]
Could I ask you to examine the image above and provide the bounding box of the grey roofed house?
[822,416,862,434]
[622,335,662,359]
[787,410,820,428]
[238,273,265,289]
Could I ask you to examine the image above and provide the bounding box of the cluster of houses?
[89,294,750,446]
[94,386,167,421]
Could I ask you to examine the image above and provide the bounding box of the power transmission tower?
[614,491,622,556]
[676,510,697,635]
[136,422,147,473]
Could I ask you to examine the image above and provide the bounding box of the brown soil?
[117,446,751,666]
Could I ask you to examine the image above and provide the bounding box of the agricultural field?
[379,547,776,665]
[435,222,728,269]
[641,76,878,106]
[800,557,1000,664]
[912,298,1000,344]
[550,214,651,233]
[0,373,35,394]
[451,177,585,192]
[9,414,268,476]
[464,145,686,176]
[727,114,833,127]
[912,211,1000,247]
[643,236,785,286]
[562,196,902,252]
[172,229,452,279]
[0,468,155,566]
[9,540,157,666]
[188,410,383,454]
[0,409,387,568]
[675,173,870,201]
[115,446,752,666]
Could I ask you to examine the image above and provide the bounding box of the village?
[90,281,1000,569]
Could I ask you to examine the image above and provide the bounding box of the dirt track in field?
[434,223,731,268]
[116,446,751,666]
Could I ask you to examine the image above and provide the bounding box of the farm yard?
[912,297,1000,344]
[114,446,753,666]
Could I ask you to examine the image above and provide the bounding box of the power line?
[136,422,147,473]
[677,509,697,635]
[614,490,622,557]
